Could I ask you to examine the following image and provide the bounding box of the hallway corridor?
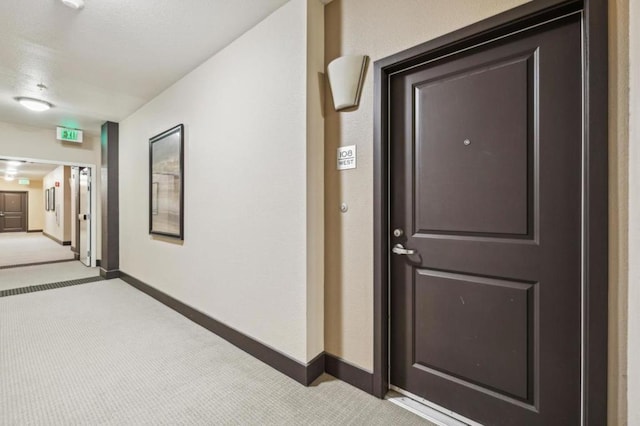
[0,270,428,425]
[0,261,99,292]
[0,232,75,269]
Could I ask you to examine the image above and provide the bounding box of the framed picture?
[45,189,49,211]
[151,182,159,215]
[149,124,184,239]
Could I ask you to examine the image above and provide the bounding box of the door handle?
[392,244,416,255]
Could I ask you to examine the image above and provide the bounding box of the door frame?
[0,190,28,232]
[0,156,99,268]
[372,0,608,424]
[78,166,92,266]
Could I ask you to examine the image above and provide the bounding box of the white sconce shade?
[327,55,368,111]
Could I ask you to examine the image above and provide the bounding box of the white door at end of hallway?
[79,168,91,267]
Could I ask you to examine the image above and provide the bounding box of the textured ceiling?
[0,159,58,180]
[0,0,290,135]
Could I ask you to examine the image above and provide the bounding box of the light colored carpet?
[0,279,430,425]
[0,232,75,267]
[0,261,99,291]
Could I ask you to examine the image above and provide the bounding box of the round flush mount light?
[61,0,85,9]
[15,97,53,112]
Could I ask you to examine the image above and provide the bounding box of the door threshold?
[387,386,482,426]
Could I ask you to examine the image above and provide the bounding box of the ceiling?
[0,0,290,135]
[0,159,58,180]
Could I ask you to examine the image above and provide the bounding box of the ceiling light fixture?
[6,160,24,167]
[61,0,85,9]
[4,175,14,182]
[15,97,53,112]
[6,169,17,175]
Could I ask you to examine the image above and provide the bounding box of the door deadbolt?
[393,228,404,237]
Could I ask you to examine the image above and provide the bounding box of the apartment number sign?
[337,145,356,170]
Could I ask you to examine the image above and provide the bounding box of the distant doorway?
[0,191,27,232]
[0,157,97,269]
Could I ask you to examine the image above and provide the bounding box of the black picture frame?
[149,124,184,240]
[45,188,49,211]
[50,187,55,212]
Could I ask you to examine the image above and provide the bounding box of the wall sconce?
[327,55,368,111]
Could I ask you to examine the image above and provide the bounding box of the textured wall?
[609,0,630,424]
[627,0,638,422]
[119,0,325,363]
[306,0,326,359]
[0,121,100,166]
[324,0,530,370]
[43,166,66,242]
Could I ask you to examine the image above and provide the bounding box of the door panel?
[0,192,27,232]
[390,16,582,425]
[415,55,530,236]
[78,168,91,266]
[413,269,532,400]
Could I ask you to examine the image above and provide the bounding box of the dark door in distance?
[0,192,27,232]
[389,15,582,426]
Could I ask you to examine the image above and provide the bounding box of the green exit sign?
[56,127,83,143]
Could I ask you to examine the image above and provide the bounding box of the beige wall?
[627,0,638,422]
[306,0,326,358]
[119,0,325,364]
[0,121,100,166]
[324,0,529,370]
[609,0,630,424]
[43,166,72,243]
[0,179,44,231]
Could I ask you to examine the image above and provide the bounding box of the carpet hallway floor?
[0,261,99,292]
[0,232,75,268]
[0,279,430,425]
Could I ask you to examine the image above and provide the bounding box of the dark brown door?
[389,15,582,425]
[0,192,28,232]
